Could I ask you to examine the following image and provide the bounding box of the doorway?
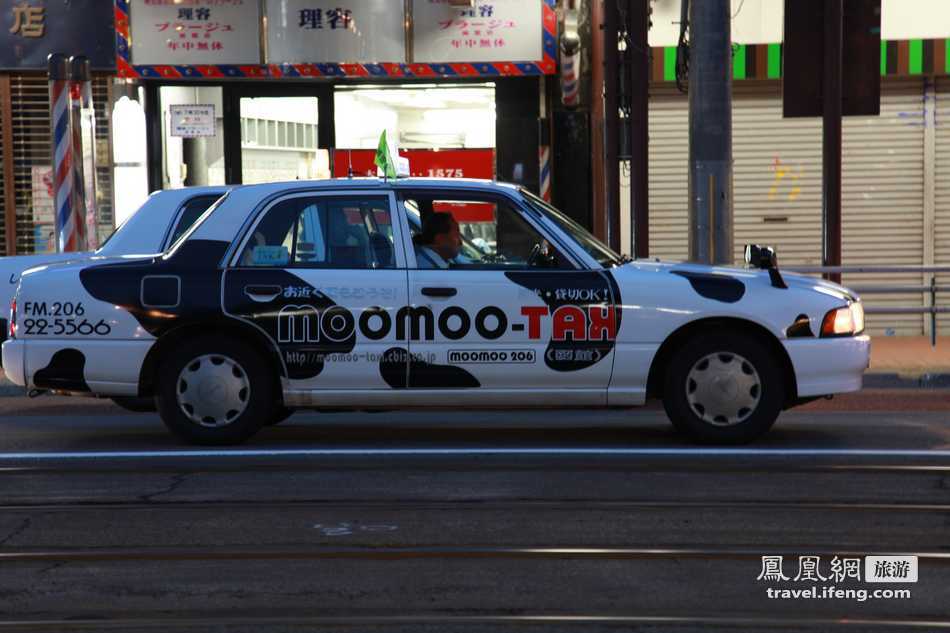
[225,84,334,185]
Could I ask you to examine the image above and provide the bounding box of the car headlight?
[820,302,864,337]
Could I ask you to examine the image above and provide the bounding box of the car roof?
[228,177,522,197]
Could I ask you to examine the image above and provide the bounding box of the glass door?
[225,84,333,185]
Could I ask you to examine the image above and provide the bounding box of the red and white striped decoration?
[68,79,88,251]
[50,74,79,252]
[560,50,580,107]
[539,145,552,202]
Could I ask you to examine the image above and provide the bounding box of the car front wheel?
[662,331,784,444]
[156,336,275,445]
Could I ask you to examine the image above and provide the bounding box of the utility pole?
[621,0,650,259]
[687,0,733,265]
[822,0,843,283]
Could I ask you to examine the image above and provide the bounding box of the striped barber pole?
[561,50,580,107]
[539,145,552,202]
[48,54,80,253]
[68,77,88,251]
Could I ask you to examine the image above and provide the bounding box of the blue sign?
[2,1,115,71]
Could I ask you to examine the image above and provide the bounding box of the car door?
[396,188,618,401]
[223,190,410,392]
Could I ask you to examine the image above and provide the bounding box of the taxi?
[2,178,870,445]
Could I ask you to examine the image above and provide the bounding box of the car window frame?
[226,189,406,271]
[161,194,226,251]
[393,188,585,272]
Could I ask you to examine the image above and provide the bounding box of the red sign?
[333,148,494,179]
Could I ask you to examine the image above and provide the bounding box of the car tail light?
[8,299,15,339]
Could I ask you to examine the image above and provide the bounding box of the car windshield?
[520,189,623,267]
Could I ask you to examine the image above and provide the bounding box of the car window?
[238,196,395,269]
[401,193,573,270]
[167,195,223,247]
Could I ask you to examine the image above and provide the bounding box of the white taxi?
[2,178,870,445]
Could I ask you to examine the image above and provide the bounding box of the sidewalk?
[863,336,950,388]
[0,336,947,395]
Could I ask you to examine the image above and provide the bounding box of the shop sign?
[169,104,216,138]
[412,0,541,63]
[1,1,115,70]
[130,0,261,66]
[266,0,405,63]
[333,148,494,179]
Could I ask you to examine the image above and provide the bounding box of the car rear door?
[222,189,410,392]
[395,188,618,402]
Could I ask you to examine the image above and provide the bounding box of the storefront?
[116,0,558,226]
[0,1,116,256]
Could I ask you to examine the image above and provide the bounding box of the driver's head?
[418,212,461,261]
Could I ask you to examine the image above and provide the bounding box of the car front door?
[223,190,410,392]
[396,189,618,403]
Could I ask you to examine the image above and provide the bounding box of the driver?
[414,212,462,269]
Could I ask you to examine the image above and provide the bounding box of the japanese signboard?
[169,104,216,138]
[1,1,115,70]
[333,148,493,179]
[266,0,405,63]
[130,0,261,66]
[412,0,542,63]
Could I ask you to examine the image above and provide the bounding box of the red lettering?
[520,306,548,339]
[588,306,617,341]
[552,306,587,341]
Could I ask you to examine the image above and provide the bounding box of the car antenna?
[347,149,354,178]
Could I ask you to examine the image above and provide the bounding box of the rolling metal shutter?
[0,81,7,256]
[635,82,824,265]
[935,77,950,335]
[631,79,926,335]
[6,74,114,255]
[841,77,925,336]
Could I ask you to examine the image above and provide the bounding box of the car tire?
[267,406,295,426]
[156,336,275,445]
[662,330,784,444]
[111,396,157,413]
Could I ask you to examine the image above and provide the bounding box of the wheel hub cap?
[686,352,761,427]
[176,354,250,428]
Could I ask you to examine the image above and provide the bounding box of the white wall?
[649,0,950,47]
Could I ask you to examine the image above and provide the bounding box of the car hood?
[618,259,859,303]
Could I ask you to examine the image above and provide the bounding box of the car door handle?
[420,287,457,298]
[244,285,283,302]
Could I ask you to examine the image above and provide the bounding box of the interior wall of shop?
[621,77,939,337]
[0,74,115,256]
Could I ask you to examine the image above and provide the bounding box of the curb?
[863,373,950,389]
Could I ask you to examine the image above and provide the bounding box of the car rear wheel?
[156,336,274,445]
[662,331,784,444]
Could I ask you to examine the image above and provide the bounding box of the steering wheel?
[479,252,509,265]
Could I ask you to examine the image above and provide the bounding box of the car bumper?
[1,339,25,386]
[785,335,871,398]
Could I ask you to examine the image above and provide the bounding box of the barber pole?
[48,54,81,253]
[539,145,552,202]
[72,56,99,250]
[560,49,580,107]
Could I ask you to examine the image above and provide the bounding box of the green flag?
[374,131,397,181]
